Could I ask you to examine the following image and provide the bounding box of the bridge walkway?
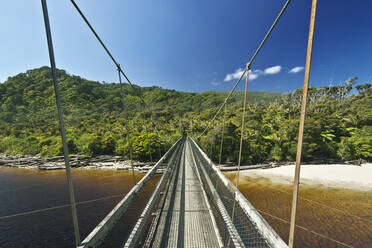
[79,138,287,248]
[150,140,223,247]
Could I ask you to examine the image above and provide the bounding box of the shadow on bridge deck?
[149,140,222,247]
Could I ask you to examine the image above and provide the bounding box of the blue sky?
[1,0,371,93]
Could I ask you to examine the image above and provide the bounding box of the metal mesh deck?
[151,140,222,248]
[123,138,287,248]
[189,138,287,248]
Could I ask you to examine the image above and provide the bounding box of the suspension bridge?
[35,0,332,247]
[76,137,287,248]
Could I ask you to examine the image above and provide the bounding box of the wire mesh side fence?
[123,139,185,247]
[77,138,183,248]
[189,138,288,248]
[190,143,242,247]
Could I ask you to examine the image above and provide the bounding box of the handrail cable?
[197,0,291,139]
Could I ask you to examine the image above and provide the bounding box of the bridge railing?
[77,137,183,248]
[189,137,288,248]
[123,139,185,247]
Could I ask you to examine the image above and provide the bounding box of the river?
[226,173,372,248]
[0,168,371,247]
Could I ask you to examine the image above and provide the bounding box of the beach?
[239,163,372,191]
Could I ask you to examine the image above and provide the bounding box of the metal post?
[209,136,214,160]
[158,139,162,160]
[228,66,249,247]
[40,0,80,246]
[288,0,317,247]
[236,66,249,188]
[190,118,193,137]
[117,66,136,185]
[179,117,182,135]
[149,114,161,159]
[144,123,153,162]
[218,104,226,169]
[126,124,136,185]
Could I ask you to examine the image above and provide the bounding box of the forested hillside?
[0,67,371,163]
[195,77,372,163]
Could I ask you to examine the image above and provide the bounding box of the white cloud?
[264,65,281,75]
[248,69,263,81]
[224,65,282,82]
[224,68,263,82]
[289,66,305,73]
[224,68,245,82]
[211,80,221,86]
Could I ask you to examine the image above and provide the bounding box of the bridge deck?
[151,140,222,247]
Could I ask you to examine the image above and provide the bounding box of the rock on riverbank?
[0,154,154,172]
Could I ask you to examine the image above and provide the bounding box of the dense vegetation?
[0,67,371,164]
[196,77,372,163]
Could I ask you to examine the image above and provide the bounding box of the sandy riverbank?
[237,163,372,191]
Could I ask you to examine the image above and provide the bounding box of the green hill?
[0,67,282,158]
[205,90,282,104]
[0,67,282,123]
[0,67,370,164]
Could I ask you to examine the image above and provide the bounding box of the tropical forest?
[0,67,371,164]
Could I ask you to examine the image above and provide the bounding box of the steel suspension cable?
[258,182,372,226]
[117,66,136,185]
[150,114,163,159]
[227,67,250,247]
[70,0,163,161]
[289,0,317,247]
[246,0,291,67]
[202,3,292,244]
[0,194,124,221]
[235,66,249,188]
[41,0,80,245]
[70,0,147,108]
[0,182,55,194]
[190,118,193,137]
[257,209,353,248]
[197,0,291,139]
[209,134,213,159]
[218,104,227,169]
[197,72,245,139]
[144,122,153,162]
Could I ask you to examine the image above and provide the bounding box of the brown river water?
[226,173,372,248]
[0,168,371,247]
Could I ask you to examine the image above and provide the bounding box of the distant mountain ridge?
[0,66,283,123]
